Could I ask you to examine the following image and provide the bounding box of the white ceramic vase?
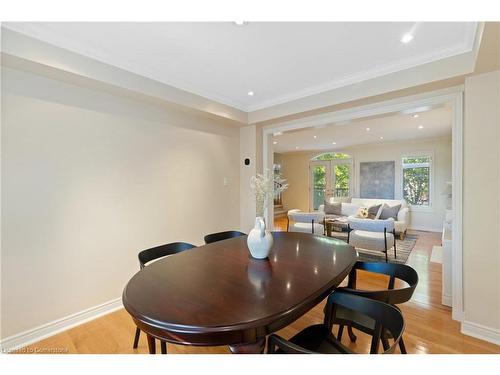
[247,217,273,259]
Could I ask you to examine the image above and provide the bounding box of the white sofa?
[318,197,409,239]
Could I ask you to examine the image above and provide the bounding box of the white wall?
[462,70,500,341]
[1,67,240,339]
[239,125,257,233]
[280,137,452,232]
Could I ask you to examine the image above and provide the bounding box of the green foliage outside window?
[403,156,431,206]
[312,152,351,161]
[311,153,352,209]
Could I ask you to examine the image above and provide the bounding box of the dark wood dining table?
[122,232,357,353]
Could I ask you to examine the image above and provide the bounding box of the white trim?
[442,295,452,307]
[3,22,479,115]
[248,29,477,113]
[1,29,248,124]
[461,321,500,346]
[262,85,464,134]
[263,86,464,322]
[451,91,464,322]
[0,297,123,352]
[408,225,443,233]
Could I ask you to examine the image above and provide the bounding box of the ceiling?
[3,22,477,112]
[272,106,452,153]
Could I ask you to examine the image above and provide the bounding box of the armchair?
[287,209,325,234]
[347,217,396,262]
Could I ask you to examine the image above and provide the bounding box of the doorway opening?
[309,152,353,210]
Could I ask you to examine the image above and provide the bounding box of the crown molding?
[247,23,478,112]
[1,23,484,125]
[1,27,248,124]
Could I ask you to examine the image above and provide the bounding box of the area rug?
[329,231,418,264]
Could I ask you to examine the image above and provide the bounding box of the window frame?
[401,152,433,210]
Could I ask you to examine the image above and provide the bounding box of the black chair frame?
[330,261,418,353]
[133,241,196,353]
[267,292,405,354]
[203,230,245,244]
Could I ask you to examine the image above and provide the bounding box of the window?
[311,152,351,161]
[402,155,431,206]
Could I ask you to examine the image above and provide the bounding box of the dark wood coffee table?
[324,218,349,237]
[122,232,357,354]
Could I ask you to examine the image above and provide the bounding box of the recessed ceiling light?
[380,136,384,140]
[418,125,424,130]
[366,127,371,131]
[413,114,419,118]
[247,91,254,96]
[273,141,278,145]
[234,21,247,26]
[332,142,337,145]
[401,106,432,115]
[274,132,283,136]
[401,33,414,44]
[313,135,317,139]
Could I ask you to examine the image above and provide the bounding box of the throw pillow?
[379,204,401,220]
[324,201,342,215]
[367,204,382,219]
[356,207,369,219]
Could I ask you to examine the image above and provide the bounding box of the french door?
[309,160,353,210]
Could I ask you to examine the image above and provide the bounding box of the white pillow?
[341,203,361,217]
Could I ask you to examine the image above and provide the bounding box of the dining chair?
[267,292,405,354]
[204,230,246,244]
[133,241,196,353]
[330,261,418,354]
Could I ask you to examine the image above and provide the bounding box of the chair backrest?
[339,261,419,305]
[325,292,405,354]
[204,230,246,244]
[138,242,196,269]
[267,334,318,354]
[268,293,404,354]
[348,216,395,232]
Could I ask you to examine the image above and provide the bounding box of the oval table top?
[122,232,357,352]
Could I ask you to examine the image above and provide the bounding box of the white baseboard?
[408,225,442,233]
[441,294,452,307]
[461,320,500,346]
[0,297,123,352]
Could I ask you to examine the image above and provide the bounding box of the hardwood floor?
[18,217,500,354]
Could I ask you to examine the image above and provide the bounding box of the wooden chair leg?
[133,327,141,349]
[337,325,344,341]
[160,341,167,354]
[146,334,156,354]
[399,337,407,354]
[381,329,390,351]
[347,326,357,342]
